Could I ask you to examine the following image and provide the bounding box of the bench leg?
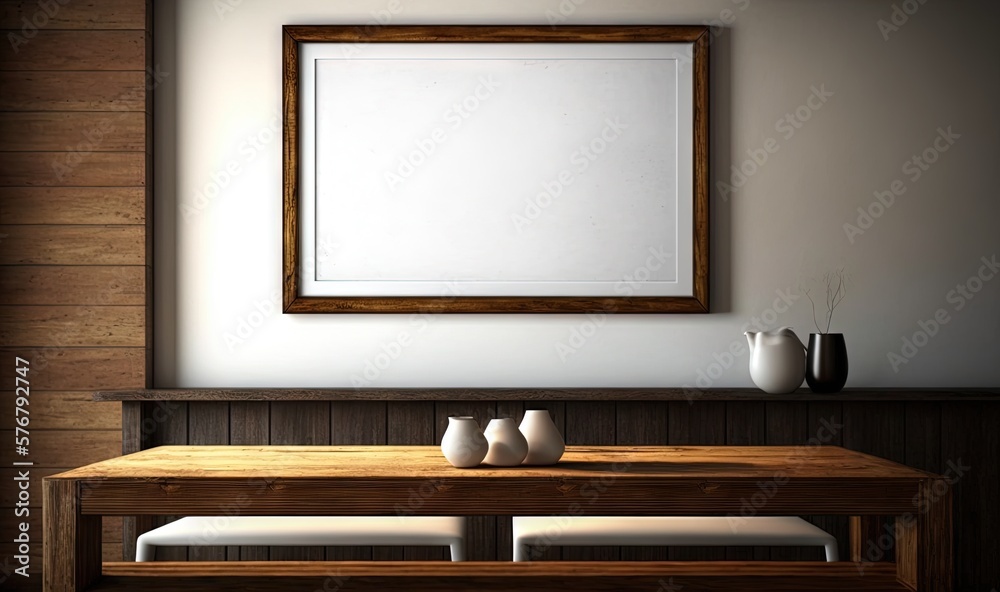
[135,533,155,562]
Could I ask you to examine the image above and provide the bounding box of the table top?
[51,445,933,481]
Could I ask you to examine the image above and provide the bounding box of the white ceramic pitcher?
[745,327,806,394]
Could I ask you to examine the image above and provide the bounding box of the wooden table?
[43,445,952,591]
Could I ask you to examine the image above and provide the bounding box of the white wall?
[154,0,1000,388]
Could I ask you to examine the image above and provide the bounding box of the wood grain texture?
[42,478,101,592]
[282,25,709,314]
[93,562,906,592]
[564,402,618,561]
[144,400,187,562]
[763,402,822,562]
[121,401,153,563]
[269,401,330,561]
[615,402,668,561]
[691,26,710,311]
[0,266,145,305]
[228,401,270,561]
[895,480,953,592]
[3,0,153,580]
[844,402,905,565]
[281,27,298,314]
[0,0,146,29]
[62,446,929,519]
[0,304,144,346]
[0,152,145,186]
[0,71,146,112]
[92,387,1000,402]
[0,513,120,544]
[328,401,386,560]
[724,402,767,561]
[112,398,992,584]
[904,403,941,474]
[668,401,726,560]
[941,402,998,590]
[331,402,386,445]
[285,25,711,43]
[385,401,442,561]
[0,429,119,467]
[0,226,145,265]
[284,296,712,314]
[1,467,60,507]
[0,391,120,429]
[0,30,146,71]
[0,112,147,151]
[187,402,230,561]
[0,347,145,390]
[807,401,850,562]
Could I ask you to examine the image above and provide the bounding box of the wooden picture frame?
[283,25,709,313]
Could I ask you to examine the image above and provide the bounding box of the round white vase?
[482,418,529,466]
[519,410,565,465]
[440,416,488,468]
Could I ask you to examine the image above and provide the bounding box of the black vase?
[806,333,849,393]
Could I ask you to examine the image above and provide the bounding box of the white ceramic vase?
[482,418,529,466]
[519,410,565,465]
[440,416,489,468]
[745,327,806,394]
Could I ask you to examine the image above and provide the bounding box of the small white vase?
[441,416,488,468]
[519,409,565,465]
[483,418,529,466]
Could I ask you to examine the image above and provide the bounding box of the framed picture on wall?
[283,25,709,313]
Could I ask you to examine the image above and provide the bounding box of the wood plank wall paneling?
[228,401,269,561]
[0,112,148,151]
[941,402,999,591]
[724,402,768,561]
[564,402,617,562]
[0,71,148,111]
[615,402,668,561]
[0,0,146,29]
[0,30,146,70]
[0,0,153,577]
[0,187,146,224]
[269,402,330,561]
[667,401,726,561]
[386,401,441,561]
[186,402,229,561]
[330,402,386,561]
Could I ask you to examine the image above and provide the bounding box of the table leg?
[895,479,953,592]
[43,479,101,592]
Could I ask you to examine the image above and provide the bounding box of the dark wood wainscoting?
[119,397,999,591]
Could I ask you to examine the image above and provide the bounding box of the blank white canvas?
[300,43,694,297]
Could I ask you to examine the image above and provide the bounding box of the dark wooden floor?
[125,399,998,591]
